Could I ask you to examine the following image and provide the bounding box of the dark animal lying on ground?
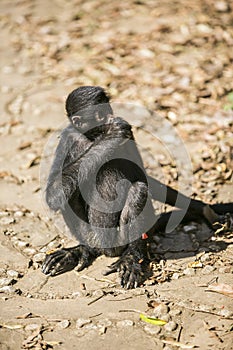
[42,86,233,288]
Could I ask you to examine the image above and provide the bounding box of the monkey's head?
[66,86,113,133]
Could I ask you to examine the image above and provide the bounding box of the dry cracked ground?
[0,0,233,349]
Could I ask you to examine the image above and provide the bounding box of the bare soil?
[0,1,233,349]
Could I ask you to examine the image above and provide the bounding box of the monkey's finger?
[42,250,67,275]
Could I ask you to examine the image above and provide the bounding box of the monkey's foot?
[213,213,233,235]
[103,254,148,289]
[41,245,95,276]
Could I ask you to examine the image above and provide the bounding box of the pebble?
[14,211,24,217]
[214,1,229,12]
[164,321,177,332]
[117,320,134,327]
[160,314,170,322]
[144,325,161,335]
[172,273,180,280]
[99,326,107,335]
[25,324,40,331]
[0,277,14,286]
[57,320,70,329]
[0,217,15,225]
[23,247,36,256]
[202,265,215,274]
[219,309,233,318]
[92,289,105,298]
[33,253,46,263]
[76,318,91,329]
[183,268,195,276]
[153,303,169,317]
[97,319,112,328]
[219,266,231,273]
[200,254,211,262]
[7,270,19,278]
[15,240,28,249]
[169,308,182,317]
[0,268,6,276]
[0,286,16,294]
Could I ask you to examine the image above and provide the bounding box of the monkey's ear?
[71,115,81,125]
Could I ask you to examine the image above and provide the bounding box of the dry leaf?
[206,283,233,298]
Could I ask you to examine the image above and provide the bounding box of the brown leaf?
[206,283,233,298]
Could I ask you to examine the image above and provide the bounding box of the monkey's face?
[71,111,108,134]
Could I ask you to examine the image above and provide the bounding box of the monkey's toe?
[41,249,79,276]
[104,257,145,289]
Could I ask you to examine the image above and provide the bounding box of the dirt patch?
[0,0,233,349]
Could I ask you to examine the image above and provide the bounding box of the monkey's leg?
[104,182,153,289]
[147,176,232,226]
[42,245,98,276]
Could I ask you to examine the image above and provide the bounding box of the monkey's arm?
[46,118,132,211]
[46,125,93,211]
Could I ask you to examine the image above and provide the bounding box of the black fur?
[42,86,233,289]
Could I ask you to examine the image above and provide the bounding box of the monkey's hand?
[42,245,97,276]
[103,249,149,289]
[106,117,133,140]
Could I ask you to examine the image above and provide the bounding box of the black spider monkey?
[42,86,233,289]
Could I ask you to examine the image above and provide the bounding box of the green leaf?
[140,313,167,326]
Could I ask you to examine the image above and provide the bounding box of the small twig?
[87,292,106,306]
[119,309,143,314]
[89,313,103,319]
[177,325,183,342]
[154,337,197,349]
[203,321,223,343]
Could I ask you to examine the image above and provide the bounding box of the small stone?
[0,268,6,276]
[202,265,215,275]
[99,326,107,335]
[183,268,195,276]
[25,324,40,331]
[57,320,70,329]
[97,319,112,328]
[219,309,233,318]
[200,254,211,262]
[76,319,91,329]
[117,320,134,327]
[15,240,28,249]
[172,273,180,280]
[219,266,231,273]
[84,323,98,330]
[214,1,229,12]
[14,211,24,217]
[23,247,36,256]
[33,253,46,263]
[164,321,177,332]
[7,270,19,278]
[71,291,83,298]
[0,286,16,294]
[160,314,170,322]
[169,308,182,317]
[0,217,15,225]
[92,289,105,298]
[0,277,14,286]
[153,303,169,317]
[144,325,161,335]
